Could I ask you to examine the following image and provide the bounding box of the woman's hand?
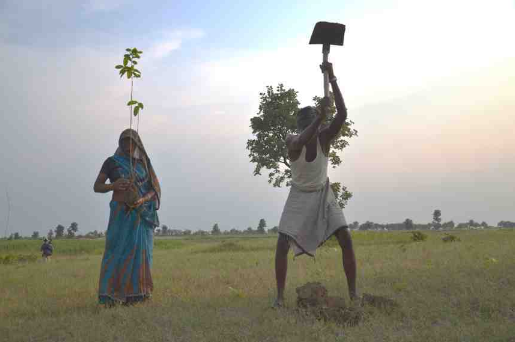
[113,178,130,191]
[133,197,145,208]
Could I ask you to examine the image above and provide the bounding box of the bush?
[442,234,460,243]
[411,231,427,242]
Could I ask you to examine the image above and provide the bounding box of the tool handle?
[323,45,330,98]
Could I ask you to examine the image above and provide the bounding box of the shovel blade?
[309,21,345,46]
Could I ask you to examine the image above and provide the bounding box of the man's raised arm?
[321,62,348,142]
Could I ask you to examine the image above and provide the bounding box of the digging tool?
[309,21,346,98]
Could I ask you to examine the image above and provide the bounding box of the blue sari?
[98,154,159,305]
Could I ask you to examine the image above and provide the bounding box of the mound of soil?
[295,282,399,325]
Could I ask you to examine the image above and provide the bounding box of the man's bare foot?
[272,298,285,309]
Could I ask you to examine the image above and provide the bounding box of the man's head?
[297,106,317,132]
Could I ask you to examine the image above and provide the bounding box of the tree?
[161,225,169,236]
[350,221,359,230]
[13,232,21,240]
[246,227,254,234]
[432,210,442,229]
[442,221,455,229]
[31,231,40,239]
[67,222,79,238]
[54,225,65,239]
[404,218,414,230]
[268,226,279,234]
[246,84,358,209]
[183,229,192,235]
[359,221,374,231]
[257,219,267,234]
[47,229,54,240]
[480,221,488,228]
[212,223,221,235]
[498,221,515,228]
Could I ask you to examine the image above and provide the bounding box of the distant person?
[94,129,161,306]
[40,238,53,262]
[274,62,357,307]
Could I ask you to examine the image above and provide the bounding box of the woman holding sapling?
[93,48,161,306]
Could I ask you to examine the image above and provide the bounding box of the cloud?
[82,0,128,12]
[148,29,205,60]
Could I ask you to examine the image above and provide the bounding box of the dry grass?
[1,230,515,341]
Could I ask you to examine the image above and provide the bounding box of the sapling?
[115,48,145,209]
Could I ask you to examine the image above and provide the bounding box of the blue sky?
[1,0,514,236]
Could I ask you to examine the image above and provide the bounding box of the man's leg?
[335,228,357,300]
[274,233,290,307]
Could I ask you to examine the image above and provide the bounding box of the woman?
[93,129,161,305]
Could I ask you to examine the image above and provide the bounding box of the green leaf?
[119,70,126,78]
[134,106,140,116]
[138,50,143,54]
[127,70,132,79]
[123,57,128,67]
[127,100,138,106]
[133,61,138,65]
[132,48,138,54]
[126,48,132,52]
[138,103,144,109]
[115,65,123,69]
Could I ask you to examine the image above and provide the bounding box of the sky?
[0,0,514,236]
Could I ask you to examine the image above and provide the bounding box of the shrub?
[442,234,460,243]
[411,231,427,242]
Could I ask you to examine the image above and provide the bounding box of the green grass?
[1,230,515,341]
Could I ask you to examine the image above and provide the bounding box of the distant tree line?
[4,215,515,240]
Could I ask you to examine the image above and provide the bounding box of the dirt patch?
[295,282,399,326]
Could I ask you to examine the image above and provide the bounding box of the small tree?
[404,218,414,230]
[246,84,358,209]
[47,229,54,240]
[54,225,65,239]
[257,219,267,234]
[161,225,169,236]
[212,223,221,235]
[432,210,442,229]
[31,231,40,239]
[480,221,488,228]
[67,222,79,238]
[350,221,359,230]
[246,227,253,234]
[13,232,21,240]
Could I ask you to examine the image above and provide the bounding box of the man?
[41,238,54,262]
[274,61,357,307]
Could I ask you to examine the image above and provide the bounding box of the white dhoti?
[278,179,348,257]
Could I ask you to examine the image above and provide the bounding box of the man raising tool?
[274,61,357,307]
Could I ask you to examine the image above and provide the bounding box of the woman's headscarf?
[115,129,162,210]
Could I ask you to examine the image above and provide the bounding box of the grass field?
[1,230,515,342]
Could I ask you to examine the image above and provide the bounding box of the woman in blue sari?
[94,129,161,305]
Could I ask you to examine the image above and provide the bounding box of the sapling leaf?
[134,106,140,116]
[115,65,123,69]
[123,57,128,67]
[138,50,143,54]
[126,48,132,52]
[127,100,138,106]
[133,61,138,65]
[132,48,138,53]
[138,103,144,109]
